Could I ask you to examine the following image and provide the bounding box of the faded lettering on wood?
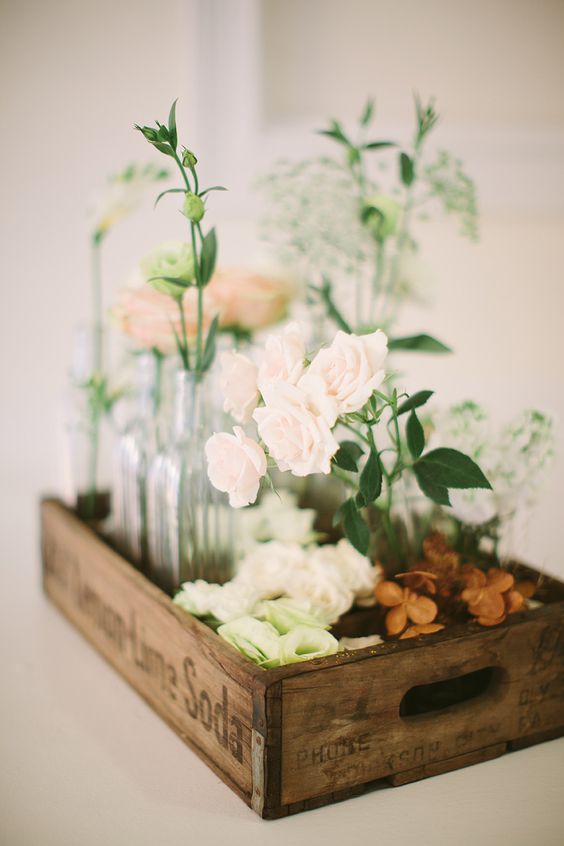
[279,616,564,805]
[41,500,257,801]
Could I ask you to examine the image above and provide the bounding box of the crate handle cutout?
[399,666,504,718]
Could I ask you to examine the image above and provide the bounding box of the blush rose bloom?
[205,426,267,508]
[206,267,297,331]
[219,351,259,424]
[112,286,213,355]
[253,382,339,476]
[303,330,388,416]
[257,322,306,394]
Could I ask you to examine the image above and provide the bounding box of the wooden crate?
[40,498,564,819]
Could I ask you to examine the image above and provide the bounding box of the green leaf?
[413,468,451,506]
[331,502,346,529]
[333,440,364,472]
[317,120,351,147]
[397,390,434,416]
[359,450,382,504]
[389,334,452,354]
[199,228,217,285]
[406,410,425,458]
[154,187,186,208]
[168,99,178,150]
[360,98,374,126]
[202,314,219,372]
[414,448,492,490]
[400,151,415,186]
[341,499,370,555]
[363,141,396,150]
[198,185,227,197]
[148,275,191,289]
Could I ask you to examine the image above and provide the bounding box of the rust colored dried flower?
[396,570,438,595]
[515,579,538,599]
[399,623,445,640]
[375,581,438,636]
[422,531,460,575]
[461,567,523,626]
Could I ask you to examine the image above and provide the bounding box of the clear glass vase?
[66,323,112,522]
[146,369,236,594]
[113,352,164,568]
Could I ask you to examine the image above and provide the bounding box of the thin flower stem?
[176,297,190,370]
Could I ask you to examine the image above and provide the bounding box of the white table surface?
[1,489,563,846]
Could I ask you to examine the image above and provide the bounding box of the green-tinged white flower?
[279,625,339,665]
[91,162,169,238]
[140,240,194,299]
[362,193,402,241]
[183,192,205,223]
[218,616,281,667]
[173,579,222,617]
[260,598,329,634]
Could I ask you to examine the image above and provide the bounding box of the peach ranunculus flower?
[253,381,339,477]
[206,267,297,332]
[112,286,215,355]
[205,426,267,508]
[301,329,388,417]
[219,351,259,424]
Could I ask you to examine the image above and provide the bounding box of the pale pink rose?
[257,323,306,394]
[112,286,216,355]
[206,267,297,331]
[304,330,388,416]
[205,426,267,508]
[219,351,259,424]
[253,382,339,476]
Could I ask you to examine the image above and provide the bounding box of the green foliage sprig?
[135,100,227,376]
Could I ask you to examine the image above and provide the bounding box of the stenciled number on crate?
[44,528,246,766]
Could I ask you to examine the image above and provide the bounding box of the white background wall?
[1,0,563,575]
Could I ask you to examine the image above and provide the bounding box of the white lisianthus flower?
[339,634,384,651]
[234,541,309,598]
[287,560,354,624]
[334,539,383,604]
[173,580,222,617]
[207,581,261,623]
[253,382,339,476]
[304,330,388,416]
[140,241,195,299]
[219,351,259,424]
[279,626,339,664]
[218,616,281,667]
[260,598,329,634]
[205,426,267,508]
[237,490,317,555]
[257,322,306,393]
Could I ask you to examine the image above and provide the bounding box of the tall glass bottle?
[113,352,163,568]
[66,323,112,522]
[146,369,235,595]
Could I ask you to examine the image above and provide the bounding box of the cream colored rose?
[237,490,317,555]
[206,267,297,331]
[205,426,267,508]
[304,330,388,416]
[253,382,339,476]
[207,581,260,623]
[219,351,259,424]
[112,286,214,355]
[173,579,222,617]
[260,598,329,634]
[257,323,306,393]
[333,539,383,602]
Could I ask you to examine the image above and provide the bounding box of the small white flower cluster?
[237,490,318,555]
[174,538,382,626]
[205,323,388,508]
[432,402,556,526]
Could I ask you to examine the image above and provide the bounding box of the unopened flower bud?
[182,148,198,168]
[362,193,402,241]
[183,192,205,223]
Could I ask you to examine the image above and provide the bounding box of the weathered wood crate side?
[40,498,267,810]
[41,499,564,820]
[263,605,564,814]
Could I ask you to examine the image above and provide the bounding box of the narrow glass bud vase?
[147,370,235,594]
[113,352,163,568]
[66,324,112,522]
